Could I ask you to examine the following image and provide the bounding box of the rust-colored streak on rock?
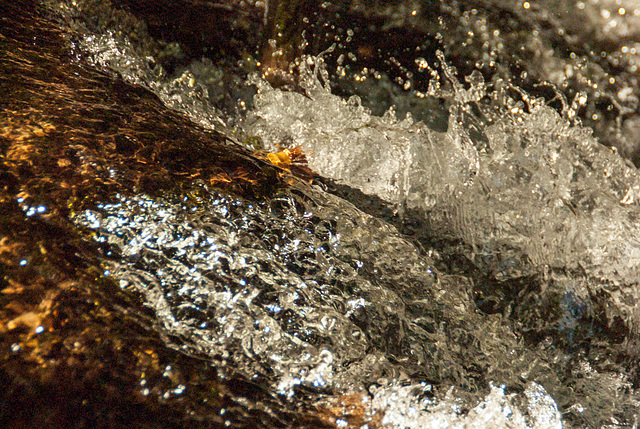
[259,145,317,183]
[314,393,384,429]
[0,12,282,215]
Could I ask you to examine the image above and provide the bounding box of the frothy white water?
[370,382,562,429]
[74,189,567,428]
[247,55,640,331]
[54,2,640,422]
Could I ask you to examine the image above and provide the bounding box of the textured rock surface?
[0,2,326,427]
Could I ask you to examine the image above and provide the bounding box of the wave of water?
[248,53,640,331]
[57,0,640,425]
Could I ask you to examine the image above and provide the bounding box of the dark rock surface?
[0,1,330,427]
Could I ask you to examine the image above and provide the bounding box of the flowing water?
[39,0,640,426]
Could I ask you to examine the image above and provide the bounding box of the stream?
[4,0,640,427]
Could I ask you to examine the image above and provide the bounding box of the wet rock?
[0,1,329,427]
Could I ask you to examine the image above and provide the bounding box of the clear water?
[55,0,640,426]
[247,53,640,321]
[74,186,571,427]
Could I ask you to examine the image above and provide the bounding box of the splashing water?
[58,1,640,424]
[74,188,440,396]
[67,41,640,429]
[75,184,573,427]
[247,53,640,330]
[369,382,562,429]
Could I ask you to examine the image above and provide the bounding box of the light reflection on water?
[53,0,640,424]
[75,189,383,395]
[73,185,569,427]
